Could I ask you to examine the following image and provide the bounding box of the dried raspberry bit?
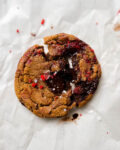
[86,59,91,63]
[50,75,54,79]
[90,49,94,53]
[44,73,51,80]
[66,41,80,49]
[41,19,45,25]
[93,56,97,62]
[53,72,57,76]
[73,86,82,94]
[85,74,90,78]
[55,96,58,100]
[41,75,46,81]
[86,71,91,75]
[37,50,42,54]
[85,71,91,78]
[16,29,20,33]
[32,83,37,87]
[80,113,82,117]
[117,10,120,15]
[29,79,32,83]
[88,77,91,81]
[40,85,44,89]
[27,59,32,64]
[9,50,12,53]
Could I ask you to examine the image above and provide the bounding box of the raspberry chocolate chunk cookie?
[15,33,101,118]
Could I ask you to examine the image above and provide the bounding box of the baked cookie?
[15,33,101,118]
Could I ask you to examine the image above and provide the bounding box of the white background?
[0,0,120,150]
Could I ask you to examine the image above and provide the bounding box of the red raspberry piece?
[41,75,46,81]
[40,85,44,89]
[29,79,32,83]
[87,71,91,75]
[80,113,82,116]
[86,59,91,63]
[37,50,42,54]
[85,74,89,78]
[117,10,120,15]
[41,19,45,25]
[93,56,97,62]
[73,86,82,94]
[16,29,19,33]
[90,49,94,52]
[32,83,37,87]
[55,96,58,99]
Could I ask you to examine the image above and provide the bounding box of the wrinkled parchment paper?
[0,0,120,149]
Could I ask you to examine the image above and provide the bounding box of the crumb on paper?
[114,24,120,31]
[51,25,54,29]
[96,22,98,25]
[9,50,12,53]
[113,12,120,31]
[107,131,109,134]
[31,33,36,37]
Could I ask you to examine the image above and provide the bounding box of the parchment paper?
[0,0,120,150]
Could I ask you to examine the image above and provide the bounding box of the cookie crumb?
[41,19,45,25]
[51,25,54,29]
[31,33,36,37]
[107,131,109,134]
[72,113,78,120]
[96,22,98,25]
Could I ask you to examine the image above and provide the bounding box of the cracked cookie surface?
[14,33,101,118]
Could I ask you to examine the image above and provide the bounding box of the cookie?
[14,33,101,118]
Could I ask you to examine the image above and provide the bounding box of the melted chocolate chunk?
[45,40,98,103]
[70,79,98,104]
[46,67,75,95]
